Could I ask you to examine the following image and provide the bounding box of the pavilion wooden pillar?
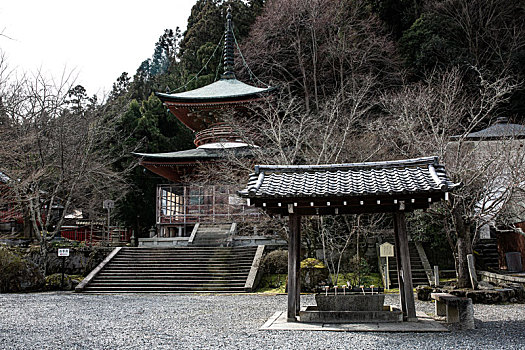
[287,214,301,322]
[393,211,417,321]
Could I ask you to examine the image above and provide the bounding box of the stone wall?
[4,245,114,277]
[479,270,525,287]
[32,246,115,276]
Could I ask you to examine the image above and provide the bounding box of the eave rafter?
[249,192,447,216]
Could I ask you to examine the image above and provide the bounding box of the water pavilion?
[239,156,459,322]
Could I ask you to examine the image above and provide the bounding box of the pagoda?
[136,7,275,237]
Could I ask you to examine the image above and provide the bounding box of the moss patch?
[44,273,73,291]
[256,274,287,293]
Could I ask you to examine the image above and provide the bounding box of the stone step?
[381,239,432,287]
[88,280,247,286]
[97,271,250,276]
[112,256,253,263]
[119,247,256,251]
[115,254,255,259]
[102,267,252,273]
[79,244,260,293]
[82,285,249,293]
[118,249,256,255]
[116,250,256,255]
[102,264,252,269]
[106,261,253,267]
[82,286,247,293]
[95,273,247,281]
[111,256,255,262]
[198,224,232,229]
[81,290,245,294]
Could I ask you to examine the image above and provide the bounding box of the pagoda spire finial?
[222,5,235,79]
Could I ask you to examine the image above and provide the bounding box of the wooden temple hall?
[239,157,459,322]
[135,6,275,237]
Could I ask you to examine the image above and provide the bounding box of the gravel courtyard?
[0,293,524,349]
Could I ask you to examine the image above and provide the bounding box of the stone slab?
[75,247,121,292]
[315,294,385,311]
[244,245,265,291]
[505,252,523,272]
[299,306,403,323]
[261,311,449,332]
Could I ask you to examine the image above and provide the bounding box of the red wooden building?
[0,171,23,235]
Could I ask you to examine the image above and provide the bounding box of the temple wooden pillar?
[287,214,301,322]
[392,220,406,316]
[393,211,417,321]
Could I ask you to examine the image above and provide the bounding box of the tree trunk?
[453,208,473,288]
[40,240,48,276]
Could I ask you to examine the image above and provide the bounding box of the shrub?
[262,249,288,274]
[0,247,45,292]
[300,258,326,269]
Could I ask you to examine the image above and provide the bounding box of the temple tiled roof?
[452,118,525,140]
[239,157,458,199]
[0,171,10,184]
[155,79,275,103]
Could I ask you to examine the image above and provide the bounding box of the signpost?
[58,248,70,290]
[379,242,394,289]
[103,199,115,242]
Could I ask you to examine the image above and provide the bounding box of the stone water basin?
[299,293,403,323]
[315,294,385,311]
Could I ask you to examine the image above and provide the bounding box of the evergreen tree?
[113,95,193,236]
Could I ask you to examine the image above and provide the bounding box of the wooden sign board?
[380,242,394,257]
[58,248,70,257]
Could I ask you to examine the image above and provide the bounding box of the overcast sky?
[0,0,196,97]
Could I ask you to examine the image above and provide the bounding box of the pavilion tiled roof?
[239,157,458,199]
[451,118,525,140]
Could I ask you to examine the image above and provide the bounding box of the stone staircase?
[77,246,260,293]
[474,238,500,271]
[189,223,234,246]
[380,239,431,288]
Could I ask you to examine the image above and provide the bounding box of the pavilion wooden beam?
[393,211,417,321]
[392,219,406,317]
[287,214,301,322]
[251,196,445,216]
[295,215,301,316]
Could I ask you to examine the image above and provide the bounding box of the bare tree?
[241,0,398,112]
[432,0,525,75]
[375,67,524,287]
[0,59,131,274]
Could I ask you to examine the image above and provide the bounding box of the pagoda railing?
[156,184,261,225]
[194,123,242,147]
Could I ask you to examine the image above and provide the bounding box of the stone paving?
[0,293,524,349]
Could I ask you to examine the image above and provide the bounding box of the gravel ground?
[0,293,524,350]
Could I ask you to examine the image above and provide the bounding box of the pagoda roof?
[451,118,525,140]
[156,78,275,104]
[134,143,257,161]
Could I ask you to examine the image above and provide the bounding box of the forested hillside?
[2,0,523,282]
[98,0,524,238]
